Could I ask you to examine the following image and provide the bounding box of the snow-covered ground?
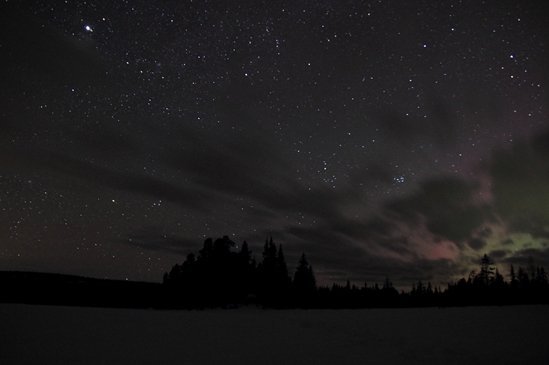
[1,303,548,364]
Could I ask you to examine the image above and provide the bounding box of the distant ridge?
[0,271,163,309]
[0,270,159,285]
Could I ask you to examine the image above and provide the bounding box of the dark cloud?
[382,177,488,244]
[227,173,491,284]
[2,147,212,211]
[265,176,491,283]
[467,238,487,251]
[285,225,364,258]
[348,163,395,186]
[503,248,549,269]
[489,249,510,261]
[466,226,492,251]
[292,177,489,263]
[283,223,460,285]
[489,131,549,238]
[166,129,289,198]
[164,128,358,222]
[502,239,514,246]
[477,226,493,239]
[123,229,197,255]
[71,126,139,159]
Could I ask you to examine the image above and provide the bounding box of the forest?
[162,236,549,309]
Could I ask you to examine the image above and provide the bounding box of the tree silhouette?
[236,241,255,303]
[476,254,495,286]
[254,237,292,307]
[160,238,549,309]
[293,253,316,307]
[510,265,518,288]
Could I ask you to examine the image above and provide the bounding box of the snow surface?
[1,304,548,364]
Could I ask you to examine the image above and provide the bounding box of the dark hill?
[0,271,162,308]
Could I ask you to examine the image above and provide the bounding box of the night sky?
[1,0,548,287]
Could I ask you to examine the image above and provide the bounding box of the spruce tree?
[293,253,316,307]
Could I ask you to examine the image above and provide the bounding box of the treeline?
[2,236,548,309]
[443,255,549,307]
[320,256,549,308]
[163,236,549,309]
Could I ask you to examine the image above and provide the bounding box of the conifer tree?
[293,253,316,294]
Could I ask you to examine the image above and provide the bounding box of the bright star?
[84,25,93,32]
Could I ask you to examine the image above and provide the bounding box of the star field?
[1,0,548,286]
